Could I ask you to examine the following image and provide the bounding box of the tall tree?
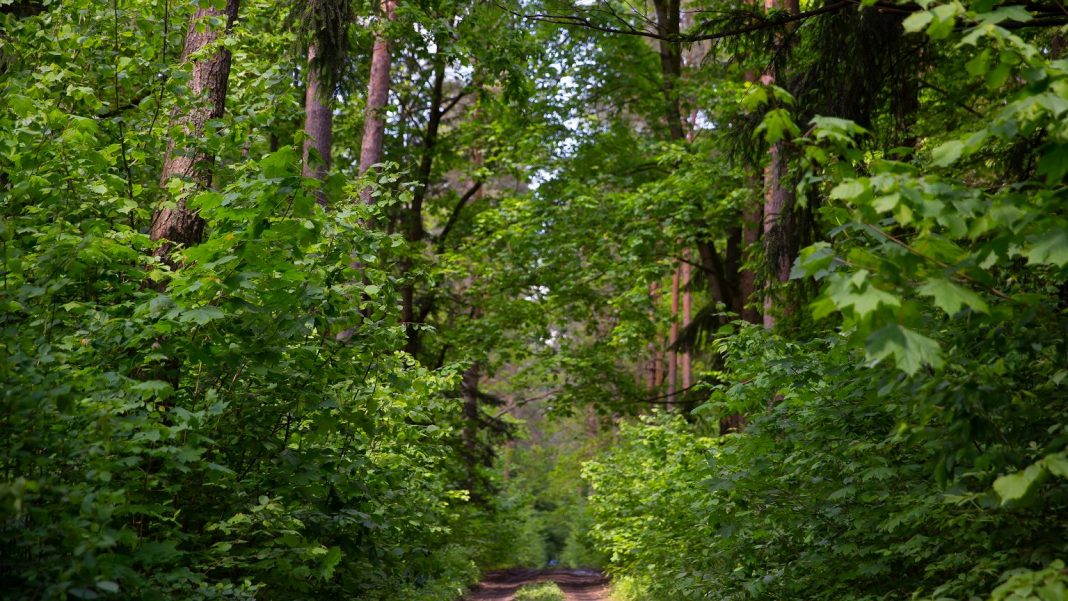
[402,57,446,355]
[302,44,332,206]
[760,0,800,329]
[667,263,680,406]
[681,252,692,390]
[151,0,241,258]
[358,0,397,204]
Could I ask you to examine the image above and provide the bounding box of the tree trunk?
[651,0,683,402]
[302,44,332,207]
[0,0,45,17]
[403,59,446,356]
[461,360,482,493]
[761,0,800,329]
[681,251,692,389]
[740,200,763,323]
[653,0,684,141]
[762,145,793,329]
[646,281,662,393]
[151,0,240,258]
[667,264,680,407]
[358,0,397,204]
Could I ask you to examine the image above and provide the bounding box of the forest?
[2,0,1067,599]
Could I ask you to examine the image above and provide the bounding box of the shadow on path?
[463,568,610,601]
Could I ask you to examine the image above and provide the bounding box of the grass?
[514,581,566,601]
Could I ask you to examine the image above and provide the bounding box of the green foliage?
[514,581,566,601]
[5,0,1068,599]
[586,322,1068,600]
[0,1,479,599]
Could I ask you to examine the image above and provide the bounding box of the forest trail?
[463,569,611,601]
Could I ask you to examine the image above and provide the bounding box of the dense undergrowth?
[576,5,1068,598]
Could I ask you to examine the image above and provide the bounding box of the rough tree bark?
[667,264,680,406]
[761,0,800,329]
[681,250,692,389]
[358,0,397,203]
[645,281,663,392]
[302,44,332,207]
[151,0,240,258]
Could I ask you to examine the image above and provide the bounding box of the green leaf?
[791,242,836,280]
[320,546,343,580]
[1045,453,1068,479]
[978,5,1032,24]
[830,181,867,200]
[1037,143,1068,184]
[866,324,944,375]
[931,140,963,167]
[902,11,933,32]
[826,271,901,318]
[917,278,989,316]
[95,581,120,594]
[966,50,990,76]
[994,462,1046,503]
[131,380,174,399]
[1026,229,1068,267]
[179,306,225,325]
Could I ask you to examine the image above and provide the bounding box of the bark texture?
[302,44,333,207]
[358,0,397,204]
[762,143,794,329]
[151,0,240,256]
[681,251,692,389]
[667,264,680,407]
[760,0,800,329]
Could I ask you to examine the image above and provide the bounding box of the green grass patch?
[514,581,566,601]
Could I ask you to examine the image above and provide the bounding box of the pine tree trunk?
[762,145,793,329]
[651,0,683,401]
[760,0,799,329]
[667,264,680,407]
[681,252,692,389]
[302,44,332,207]
[151,0,240,258]
[358,0,397,204]
[646,281,661,392]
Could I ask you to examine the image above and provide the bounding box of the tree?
[151,0,241,259]
[358,0,397,204]
[302,44,332,205]
[760,0,799,329]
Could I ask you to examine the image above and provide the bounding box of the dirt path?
[463,568,610,601]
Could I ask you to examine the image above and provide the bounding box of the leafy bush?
[0,5,478,596]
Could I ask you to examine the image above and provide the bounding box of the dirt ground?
[463,568,611,601]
